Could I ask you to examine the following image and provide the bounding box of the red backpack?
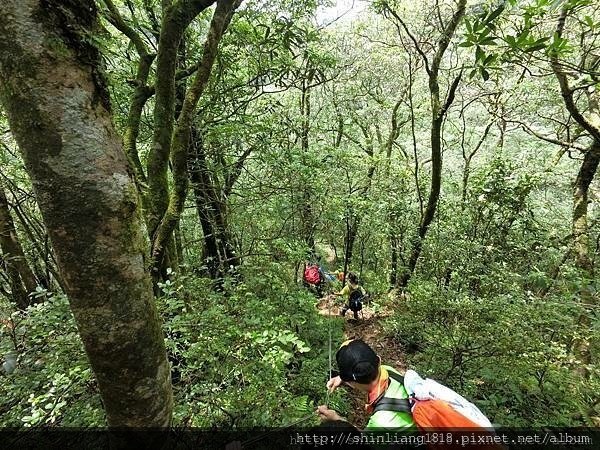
[304,265,321,285]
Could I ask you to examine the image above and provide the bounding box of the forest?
[0,0,599,436]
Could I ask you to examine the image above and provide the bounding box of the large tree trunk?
[0,182,37,309]
[0,0,172,426]
[571,141,600,377]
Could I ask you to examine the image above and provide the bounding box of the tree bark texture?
[0,0,172,426]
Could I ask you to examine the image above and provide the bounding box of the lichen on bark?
[0,0,173,427]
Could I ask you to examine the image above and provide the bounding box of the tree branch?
[550,6,600,142]
[439,70,463,118]
[381,2,431,75]
[102,0,151,57]
[505,119,588,152]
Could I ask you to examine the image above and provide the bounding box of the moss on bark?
[0,0,172,426]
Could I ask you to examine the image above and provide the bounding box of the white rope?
[326,295,333,408]
[240,295,336,448]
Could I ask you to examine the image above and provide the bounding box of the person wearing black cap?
[317,339,416,431]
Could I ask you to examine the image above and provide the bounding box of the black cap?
[335,339,379,384]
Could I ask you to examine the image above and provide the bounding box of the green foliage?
[385,280,590,426]
[156,262,347,427]
[0,264,347,427]
[2,0,600,432]
[0,296,103,426]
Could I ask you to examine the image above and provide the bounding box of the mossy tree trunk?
[151,0,242,274]
[105,0,245,284]
[551,5,600,379]
[0,0,172,426]
[147,0,217,281]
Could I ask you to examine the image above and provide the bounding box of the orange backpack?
[382,372,488,430]
[380,372,504,450]
[416,400,504,450]
[412,398,481,429]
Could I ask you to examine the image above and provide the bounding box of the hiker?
[317,339,416,431]
[317,339,497,447]
[303,260,325,297]
[333,272,366,319]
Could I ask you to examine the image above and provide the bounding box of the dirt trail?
[316,295,407,428]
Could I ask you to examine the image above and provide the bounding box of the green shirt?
[339,283,365,299]
[365,366,417,432]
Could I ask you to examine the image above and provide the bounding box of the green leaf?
[485,5,505,25]
[475,46,485,63]
[516,29,530,45]
[584,16,594,29]
[480,37,497,46]
[525,43,547,53]
[483,53,497,65]
[481,68,490,81]
[465,19,473,34]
